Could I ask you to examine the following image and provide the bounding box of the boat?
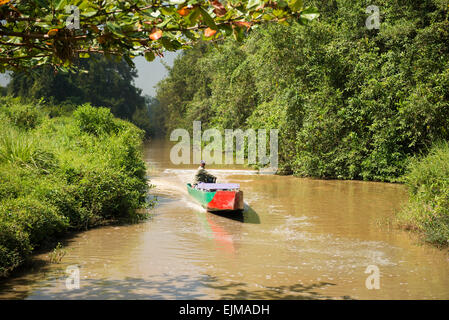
[187,182,244,212]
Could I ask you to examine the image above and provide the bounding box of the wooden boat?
[187,182,244,212]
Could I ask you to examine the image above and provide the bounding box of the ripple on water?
[1,141,448,300]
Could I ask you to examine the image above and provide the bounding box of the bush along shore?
[0,97,151,278]
[155,1,449,248]
[396,142,449,247]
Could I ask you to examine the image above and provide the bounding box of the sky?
[134,51,179,97]
[0,73,9,87]
[0,51,179,97]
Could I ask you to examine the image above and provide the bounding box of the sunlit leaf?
[177,7,190,16]
[150,10,161,18]
[0,0,318,71]
[247,0,262,10]
[211,0,227,17]
[150,29,163,40]
[47,29,59,37]
[233,21,252,30]
[300,6,320,21]
[288,0,303,12]
[204,27,217,37]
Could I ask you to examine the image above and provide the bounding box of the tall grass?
[0,99,152,277]
[396,141,449,246]
[0,129,56,173]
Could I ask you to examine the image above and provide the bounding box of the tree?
[0,0,318,71]
[156,0,449,181]
[7,54,154,134]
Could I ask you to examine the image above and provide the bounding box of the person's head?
[200,160,206,168]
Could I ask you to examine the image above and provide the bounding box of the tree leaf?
[300,6,319,21]
[177,7,190,16]
[247,0,262,10]
[199,7,217,30]
[211,0,227,17]
[144,51,155,62]
[204,27,217,37]
[123,54,135,67]
[150,29,163,40]
[288,0,303,12]
[47,29,59,37]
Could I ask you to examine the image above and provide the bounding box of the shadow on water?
[210,281,352,300]
[14,273,351,300]
[0,258,54,300]
[209,204,261,224]
[0,218,154,299]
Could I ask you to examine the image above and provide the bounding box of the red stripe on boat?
[208,191,244,211]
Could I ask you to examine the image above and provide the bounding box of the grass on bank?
[0,97,151,277]
[396,142,449,247]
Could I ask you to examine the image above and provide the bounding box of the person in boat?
[194,160,217,185]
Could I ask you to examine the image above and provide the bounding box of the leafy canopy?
[0,0,318,71]
[156,0,449,181]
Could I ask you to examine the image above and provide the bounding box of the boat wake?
[149,168,255,214]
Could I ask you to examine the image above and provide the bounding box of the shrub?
[3,102,42,130]
[42,102,77,118]
[0,98,150,277]
[396,142,449,246]
[43,166,148,229]
[73,104,118,135]
[0,219,31,278]
[0,168,20,200]
[0,197,69,245]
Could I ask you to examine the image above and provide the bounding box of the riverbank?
[0,97,151,278]
[153,1,449,248]
[2,139,449,300]
[395,142,449,247]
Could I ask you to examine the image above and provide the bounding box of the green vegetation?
[156,0,449,245]
[6,55,155,137]
[157,0,449,182]
[0,0,316,72]
[48,242,68,264]
[0,97,151,277]
[396,142,449,246]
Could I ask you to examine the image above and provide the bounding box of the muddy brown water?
[1,139,448,299]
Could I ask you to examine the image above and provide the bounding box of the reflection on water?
[1,139,449,300]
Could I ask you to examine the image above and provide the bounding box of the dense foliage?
[397,142,449,246]
[0,0,317,71]
[5,54,157,136]
[156,0,449,182]
[0,98,151,277]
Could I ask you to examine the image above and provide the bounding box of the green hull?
[187,183,244,212]
[187,183,216,208]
